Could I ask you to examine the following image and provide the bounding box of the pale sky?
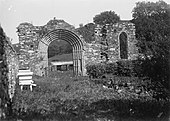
[0,0,169,44]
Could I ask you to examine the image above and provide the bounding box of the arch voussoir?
[38,29,85,76]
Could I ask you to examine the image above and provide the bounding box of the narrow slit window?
[119,32,128,59]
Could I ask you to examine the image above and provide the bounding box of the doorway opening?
[48,40,73,78]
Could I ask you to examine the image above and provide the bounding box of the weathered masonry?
[85,21,138,64]
[17,18,138,76]
[38,29,85,76]
[0,26,19,118]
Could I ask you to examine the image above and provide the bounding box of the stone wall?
[0,27,19,118]
[16,19,138,76]
[84,21,138,65]
[16,19,75,75]
[16,22,41,70]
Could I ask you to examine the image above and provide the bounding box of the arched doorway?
[38,29,85,76]
[48,40,73,77]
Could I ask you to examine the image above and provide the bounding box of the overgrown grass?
[11,71,170,121]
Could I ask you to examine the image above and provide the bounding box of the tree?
[48,40,72,58]
[76,23,95,43]
[132,1,170,92]
[93,11,120,25]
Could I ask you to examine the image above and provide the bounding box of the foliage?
[93,11,120,25]
[76,23,95,43]
[86,64,106,78]
[100,25,110,62]
[132,0,170,90]
[91,98,170,119]
[12,75,170,120]
[105,62,117,74]
[0,27,13,118]
[86,60,170,100]
[48,40,72,58]
[86,61,138,78]
[116,61,134,77]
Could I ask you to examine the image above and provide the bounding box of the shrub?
[116,60,134,77]
[105,62,117,74]
[131,59,144,77]
[139,57,170,90]
[86,64,106,78]
[131,57,170,100]
[86,61,141,78]
[86,62,118,79]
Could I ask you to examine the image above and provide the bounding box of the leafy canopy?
[76,23,95,43]
[132,0,170,89]
[93,11,120,25]
[48,40,72,58]
[132,0,170,57]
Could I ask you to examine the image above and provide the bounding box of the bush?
[116,60,134,77]
[86,62,118,79]
[86,60,141,78]
[140,57,170,90]
[86,64,106,78]
[131,57,170,100]
[105,62,117,74]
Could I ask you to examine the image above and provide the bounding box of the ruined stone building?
[16,18,138,76]
[0,26,19,117]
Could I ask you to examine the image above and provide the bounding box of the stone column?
[75,59,78,76]
[81,49,87,76]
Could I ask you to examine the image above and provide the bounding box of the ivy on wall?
[0,26,19,118]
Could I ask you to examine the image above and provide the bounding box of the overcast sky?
[0,0,169,44]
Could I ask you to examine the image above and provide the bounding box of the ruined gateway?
[16,18,138,76]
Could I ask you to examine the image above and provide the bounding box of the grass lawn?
[11,71,170,121]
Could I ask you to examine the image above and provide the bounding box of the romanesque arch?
[38,29,85,76]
